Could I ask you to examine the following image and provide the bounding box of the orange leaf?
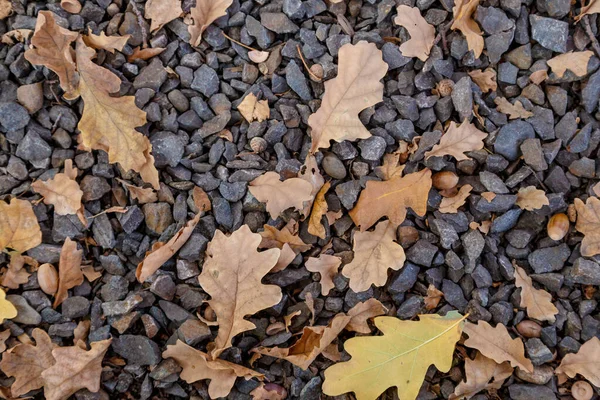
[53,238,83,308]
[0,198,42,253]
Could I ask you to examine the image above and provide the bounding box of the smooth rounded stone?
[322,153,346,179]
[133,58,167,92]
[7,295,41,325]
[15,130,52,161]
[358,136,387,161]
[451,76,473,121]
[0,102,30,131]
[142,203,174,235]
[80,175,111,202]
[515,365,554,385]
[529,15,568,53]
[566,258,600,285]
[494,120,535,160]
[112,335,161,366]
[528,243,570,273]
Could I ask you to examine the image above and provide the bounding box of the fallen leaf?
[481,192,496,202]
[547,51,594,77]
[514,263,558,323]
[345,298,387,334]
[529,69,548,84]
[163,340,263,399]
[349,168,432,232]
[425,120,488,161]
[463,320,534,373]
[82,29,130,53]
[127,46,166,62]
[424,284,444,310]
[308,41,388,153]
[0,330,9,353]
[250,383,287,400]
[81,266,102,282]
[494,97,534,119]
[284,310,301,332]
[259,222,310,272]
[73,320,90,345]
[305,292,316,326]
[188,0,233,47]
[53,238,83,308]
[117,179,157,204]
[1,29,33,45]
[32,172,83,216]
[17,82,44,114]
[556,336,600,386]
[515,186,549,211]
[1,254,33,289]
[451,352,513,400]
[575,197,600,257]
[199,225,281,358]
[468,69,497,93]
[470,220,492,234]
[61,0,81,13]
[248,50,270,63]
[451,0,484,58]
[305,254,342,296]
[249,172,314,219]
[0,290,17,325]
[238,93,270,123]
[0,198,42,253]
[439,184,473,214]
[298,154,325,216]
[0,329,55,397]
[193,186,212,212]
[0,0,11,19]
[322,343,342,362]
[308,181,331,238]
[24,11,79,95]
[375,153,405,181]
[393,5,435,61]
[323,312,466,400]
[41,339,111,400]
[343,220,406,293]
[145,0,183,32]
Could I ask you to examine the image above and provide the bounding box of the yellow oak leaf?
[394,5,435,61]
[451,0,484,58]
[144,0,183,32]
[514,263,558,323]
[515,186,549,211]
[426,120,488,161]
[305,254,342,296]
[547,51,594,77]
[82,28,130,53]
[188,0,233,47]
[0,289,17,325]
[439,184,473,213]
[494,97,534,119]
[249,172,314,219]
[0,198,42,253]
[556,336,600,386]
[451,352,513,400]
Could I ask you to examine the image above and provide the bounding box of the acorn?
[547,213,569,241]
[435,79,454,97]
[516,320,542,338]
[250,136,267,153]
[432,171,459,190]
[38,263,58,295]
[309,64,324,82]
[572,381,593,400]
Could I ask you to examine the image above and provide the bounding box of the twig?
[221,32,260,52]
[582,15,600,59]
[296,45,322,82]
[129,0,148,49]
[433,19,454,55]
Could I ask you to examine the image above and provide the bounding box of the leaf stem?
[296,45,322,82]
[221,32,259,52]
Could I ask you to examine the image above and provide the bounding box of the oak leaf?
[425,120,487,161]
[576,0,600,22]
[463,320,534,372]
[494,97,533,119]
[530,69,549,84]
[82,29,130,53]
[308,41,388,153]
[0,289,17,325]
[238,93,270,123]
[250,383,287,400]
[555,336,600,386]
[451,0,484,58]
[515,186,549,211]
[117,179,157,204]
[53,238,83,308]
[188,0,233,47]
[305,254,341,296]
[307,181,330,238]
[424,284,444,310]
[574,197,600,256]
[145,0,183,32]
[1,254,34,289]
[393,5,435,61]
[323,312,466,400]
[199,225,281,358]
[481,192,496,202]
[514,264,558,323]
[451,352,513,400]
[0,0,11,20]
[439,184,473,214]
[163,340,263,399]
[349,168,432,232]
[547,51,594,77]
[0,329,9,353]
[24,11,79,95]
[32,172,83,216]
[249,172,314,219]
[468,69,497,93]
[127,46,166,62]
[41,338,112,400]
[0,198,42,253]
[375,153,405,180]
[343,220,406,293]
[1,28,33,45]
[298,154,325,216]
[345,298,387,334]
[0,328,55,396]
[259,222,311,255]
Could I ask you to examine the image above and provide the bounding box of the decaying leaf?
[305,254,342,296]
[547,51,594,77]
[308,41,388,153]
[82,29,130,53]
[32,172,83,217]
[463,320,534,373]
[393,5,435,61]
[439,184,473,214]
[249,172,314,219]
[425,120,487,161]
[0,329,55,396]
[0,198,42,253]
[199,225,281,358]
[163,340,263,399]
[515,186,549,211]
[0,289,17,325]
[250,383,287,400]
[323,312,466,400]
[117,179,157,204]
[529,69,549,84]
[345,298,387,334]
[349,168,432,232]
[556,336,600,386]
[468,69,497,93]
[1,28,33,45]
[127,46,166,62]
[54,238,83,308]
[514,264,558,323]
[343,220,406,293]
[238,93,270,123]
[145,0,183,32]
[451,352,513,400]
[451,0,484,58]
[2,254,33,289]
[259,222,310,272]
[375,153,405,180]
[188,0,233,47]
[0,0,12,20]
[298,154,325,216]
[41,339,112,400]
[424,284,444,310]
[494,97,534,119]
[574,197,600,257]
[307,181,331,239]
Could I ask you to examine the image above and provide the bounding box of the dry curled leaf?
[574,197,600,257]
[375,153,405,180]
[305,254,342,296]
[53,238,83,308]
[514,263,558,323]
[468,69,497,93]
[163,340,263,399]
[307,181,331,239]
[424,284,444,310]
[349,168,432,232]
[515,186,549,211]
[393,5,435,61]
[425,120,488,161]
[481,192,496,202]
[41,338,112,400]
[237,93,270,123]
[117,179,157,204]
[451,0,484,58]
[556,337,600,386]
[145,0,183,32]
[188,0,233,47]
[463,320,534,373]
[0,0,11,20]
[1,254,33,289]
[259,221,311,272]
[199,225,282,358]
[308,41,388,153]
[249,172,314,219]
[32,172,83,217]
[250,383,287,400]
[0,330,9,353]
[494,97,534,119]
[343,220,406,293]
[82,29,130,53]
[451,352,513,400]
[576,0,600,21]
[127,46,166,62]
[439,184,473,214]
[547,51,594,77]
[0,198,42,253]
[0,290,17,325]
[1,28,32,45]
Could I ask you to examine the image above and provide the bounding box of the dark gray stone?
[112,335,161,366]
[528,243,570,273]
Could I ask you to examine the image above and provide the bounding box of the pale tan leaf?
[73,321,90,345]
[349,168,432,232]
[81,266,102,282]
[32,173,83,216]
[345,298,387,334]
[463,320,534,373]
[61,0,81,13]
[199,225,281,358]
[248,50,270,63]
[82,29,130,53]
[452,352,513,400]
[451,0,484,58]
[425,120,487,161]
[0,198,42,253]
[439,184,473,214]
[468,69,497,93]
[529,69,548,84]
[145,0,183,32]
[575,197,600,256]
[127,46,166,62]
[305,292,316,326]
[17,82,44,114]
[1,29,33,45]
[576,0,600,21]
[259,222,311,254]
[298,154,325,216]
[375,153,405,181]
[514,264,558,323]
[305,254,341,296]
[53,238,83,308]
[0,330,9,353]
[284,310,301,332]
[547,51,594,77]
[41,339,111,400]
[343,220,406,293]
[249,172,314,219]
[515,186,549,211]
[250,383,287,400]
[494,97,534,119]
[271,243,296,273]
[556,337,600,386]
[1,254,32,289]
[308,181,331,239]
[481,192,496,202]
[238,93,270,123]
[424,284,444,311]
[470,220,491,234]
[188,0,233,47]
[393,5,435,61]
[0,0,12,20]
[116,179,157,204]
[308,41,388,153]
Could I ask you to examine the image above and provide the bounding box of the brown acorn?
[516,320,542,338]
[250,136,267,153]
[547,213,569,241]
[432,171,459,190]
[435,79,454,97]
[572,381,593,400]
[38,263,58,295]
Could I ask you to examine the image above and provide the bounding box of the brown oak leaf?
[53,238,83,308]
[0,198,42,253]
[188,0,233,47]
[576,1,600,22]
[425,120,487,161]
[393,5,435,61]
[307,181,331,239]
[82,29,130,53]
[556,336,600,386]
[116,178,157,204]
[249,172,314,219]
[127,46,166,62]
[494,97,534,119]
[1,254,35,289]
[375,153,405,180]
[424,284,444,311]
[305,254,342,296]
[451,0,484,58]
[514,263,558,323]
[451,352,513,400]
[345,298,387,334]
[145,0,183,32]
[31,171,83,217]
[259,222,312,271]
[515,186,549,211]
[0,0,12,19]
[238,93,270,123]
[547,51,594,77]
[468,68,497,93]
[298,154,325,216]
[574,196,600,257]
